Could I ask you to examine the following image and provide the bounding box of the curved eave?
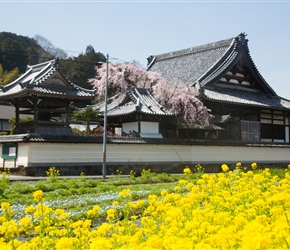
[0,88,94,101]
[242,44,277,96]
[194,34,277,96]
[106,109,173,117]
[194,37,239,87]
[0,59,95,100]
[29,88,95,100]
[202,88,290,110]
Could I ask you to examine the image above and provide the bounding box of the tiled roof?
[0,133,103,143]
[147,37,234,86]
[0,59,95,100]
[203,85,290,109]
[1,133,290,147]
[147,33,276,97]
[95,86,172,117]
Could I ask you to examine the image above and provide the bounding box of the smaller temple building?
[94,85,173,138]
[0,59,95,136]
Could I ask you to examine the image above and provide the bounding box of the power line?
[0,51,135,65]
[0,51,105,64]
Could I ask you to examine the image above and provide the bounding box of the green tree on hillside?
[0,32,53,74]
[0,37,28,72]
[0,64,21,86]
[59,45,106,89]
[0,32,106,93]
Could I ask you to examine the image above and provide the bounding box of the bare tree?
[34,34,68,59]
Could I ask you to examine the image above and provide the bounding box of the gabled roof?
[147,33,272,89]
[147,33,287,109]
[95,86,172,117]
[0,59,95,102]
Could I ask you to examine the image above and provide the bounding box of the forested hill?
[0,32,106,89]
[0,32,53,73]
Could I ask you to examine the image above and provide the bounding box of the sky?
[1,1,290,99]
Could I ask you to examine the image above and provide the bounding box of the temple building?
[0,59,95,136]
[147,33,290,143]
[0,33,290,175]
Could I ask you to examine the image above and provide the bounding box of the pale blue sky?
[1,1,290,99]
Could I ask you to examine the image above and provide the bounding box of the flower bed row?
[1,167,290,249]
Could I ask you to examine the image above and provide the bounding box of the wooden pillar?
[65,106,70,126]
[33,97,38,126]
[15,103,19,124]
[137,113,141,134]
[14,100,20,134]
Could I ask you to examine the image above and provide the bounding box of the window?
[241,121,260,142]
[261,124,285,142]
[261,124,272,139]
[272,125,285,140]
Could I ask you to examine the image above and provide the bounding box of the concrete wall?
[1,141,290,176]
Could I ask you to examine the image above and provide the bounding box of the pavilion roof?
[0,59,95,102]
[95,86,172,117]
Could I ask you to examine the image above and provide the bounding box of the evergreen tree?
[71,107,99,135]
[59,45,105,89]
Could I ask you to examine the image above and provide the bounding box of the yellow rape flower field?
[1,167,290,249]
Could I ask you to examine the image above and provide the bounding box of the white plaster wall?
[122,122,138,133]
[122,121,159,134]
[2,142,290,168]
[1,143,29,168]
[29,143,101,164]
[141,122,159,133]
[106,144,290,164]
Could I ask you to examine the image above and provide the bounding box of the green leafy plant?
[129,170,136,180]
[46,167,60,182]
[71,107,99,135]
[0,167,10,197]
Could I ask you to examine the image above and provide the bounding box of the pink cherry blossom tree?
[88,62,212,126]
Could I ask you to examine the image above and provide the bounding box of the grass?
[0,170,182,221]
[0,166,288,221]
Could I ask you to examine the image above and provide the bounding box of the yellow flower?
[0,220,19,239]
[87,205,101,219]
[221,164,229,172]
[55,237,78,250]
[33,190,44,203]
[251,162,258,170]
[106,208,117,221]
[1,202,12,214]
[183,166,193,175]
[118,188,131,198]
[161,189,168,197]
[236,162,242,169]
[19,217,33,231]
[178,179,187,186]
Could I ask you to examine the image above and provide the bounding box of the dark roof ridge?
[193,37,238,87]
[149,36,235,63]
[134,87,165,111]
[27,58,56,71]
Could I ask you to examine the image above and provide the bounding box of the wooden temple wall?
[1,142,290,176]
